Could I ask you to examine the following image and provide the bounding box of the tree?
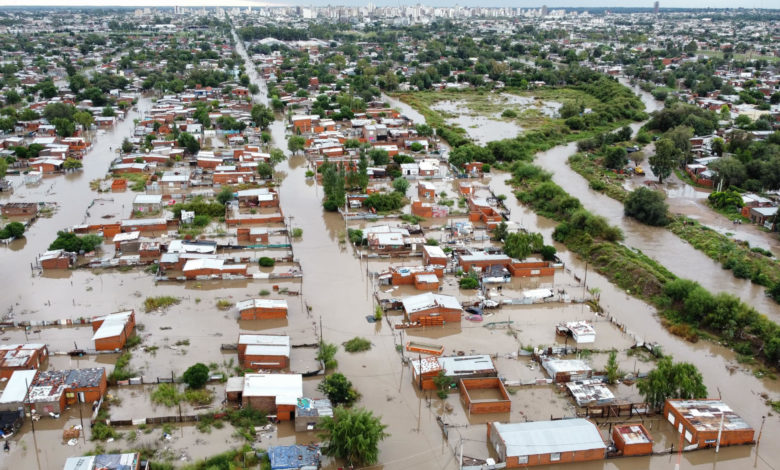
[734,114,751,128]
[368,148,389,166]
[216,187,234,205]
[181,363,209,389]
[177,132,200,155]
[503,231,543,260]
[4,89,20,105]
[667,126,693,163]
[604,147,627,170]
[649,138,678,183]
[121,138,134,154]
[317,373,358,406]
[711,137,725,157]
[257,162,273,179]
[637,357,707,410]
[101,106,115,117]
[624,187,669,226]
[250,104,274,129]
[0,158,7,179]
[319,407,388,467]
[605,350,620,385]
[0,222,25,240]
[711,157,746,188]
[63,158,83,170]
[73,111,94,129]
[392,177,409,194]
[287,135,305,154]
[269,148,286,169]
[52,118,75,137]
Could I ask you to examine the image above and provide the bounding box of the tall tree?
[637,357,707,410]
[250,104,274,130]
[649,138,679,183]
[319,407,388,467]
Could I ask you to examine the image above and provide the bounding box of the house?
[237,334,290,370]
[565,380,614,406]
[541,358,593,383]
[0,369,37,411]
[749,206,777,229]
[418,181,436,199]
[0,344,49,379]
[120,218,168,233]
[459,377,511,414]
[132,194,163,213]
[25,368,107,414]
[1,202,38,217]
[663,399,754,449]
[236,298,288,320]
[237,188,278,208]
[487,419,606,467]
[612,424,653,457]
[62,453,147,470]
[422,245,449,267]
[29,158,64,173]
[401,292,462,325]
[237,227,269,244]
[294,398,333,432]
[38,250,76,270]
[112,231,141,251]
[411,354,496,390]
[91,311,136,351]
[268,445,321,470]
[241,373,303,420]
[182,259,247,279]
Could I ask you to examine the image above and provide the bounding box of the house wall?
[459,378,511,414]
[508,261,556,278]
[241,353,289,370]
[408,306,461,324]
[414,277,440,291]
[663,402,754,448]
[423,253,449,267]
[121,222,167,233]
[243,395,276,413]
[41,257,71,270]
[612,427,653,456]
[94,335,126,351]
[505,448,605,468]
[1,205,37,217]
[239,306,287,320]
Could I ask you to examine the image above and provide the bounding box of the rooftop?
[667,399,753,432]
[402,292,461,314]
[243,373,302,406]
[615,424,652,445]
[493,419,606,457]
[236,298,288,311]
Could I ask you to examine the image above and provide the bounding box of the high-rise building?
[654,1,659,14]
[541,5,549,16]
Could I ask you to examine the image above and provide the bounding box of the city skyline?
[0,0,778,9]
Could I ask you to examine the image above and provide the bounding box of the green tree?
[604,147,627,170]
[368,148,389,166]
[250,104,274,129]
[0,157,7,179]
[4,89,20,105]
[216,187,234,205]
[177,132,200,155]
[624,187,669,226]
[649,138,678,183]
[121,138,134,154]
[257,162,273,179]
[287,135,305,154]
[503,231,543,260]
[101,106,115,117]
[268,148,286,169]
[318,407,388,467]
[52,118,75,137]
[637,357,707,410]
[711,137,725,157]
[392,177,409,194]
[317,373,358,406]
[0,221,25,240]
[63,158,83,170]
[181,363,209,389]
[605,350,620,385]
[73,111,94,129]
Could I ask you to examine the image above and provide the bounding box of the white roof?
[242,373,302,405]
[121,218,166,227]
[236,188,270,197]
[0,369,36,404]
[183,258,224,271]
[422,245,447,259]
[112,231,140,243]
[92,311,133,342]
[402,292,461,313]
[493,419,606,457]
[133,194,162,205]
[239,334,290,347]
[236,299,288,311]
[543,359,592,377]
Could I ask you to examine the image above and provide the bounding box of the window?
[550,453,561,462]
[517,456,529,464]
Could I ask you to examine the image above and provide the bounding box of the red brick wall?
[239,306,287,320]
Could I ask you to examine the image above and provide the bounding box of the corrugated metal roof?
[402,292,461,314]
[494,419,606,457]
[236,299,288,311]
[0,370,36,404]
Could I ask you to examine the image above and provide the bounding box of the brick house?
[237,334,290,370]
[663,399,754,449]
[91,310,136,351]
[401,292,462,325]
[236,299,288,320]
[241,373,302,421]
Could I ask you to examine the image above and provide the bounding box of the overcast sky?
[0,0,776,9]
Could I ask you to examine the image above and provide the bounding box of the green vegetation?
[459,271,480,289]
[364,192,405,211]
[108,352,135,383]
[637,356,707,410]
[317,341,338,370]
[433,370,455,399]
[347,228,364,245]
[49,231,102,252]
[151,383,182,407]
[225,408,268,441]
[0,221,25,240]
[170,198,224,219]
[178,445,259,469]
[624,187,669,226]
[216,299,233,310]
[605,350,621,385]
[91,421,120,441]
[374,305,383,321]
[182,363,210,389]
[144,296,180,312]
[318,373,358,406]
[258,257,275,267]
[343,337,372,353]
[291,227,303,238]
[318,407,388,467]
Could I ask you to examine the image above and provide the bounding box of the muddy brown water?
[0,51,777,470]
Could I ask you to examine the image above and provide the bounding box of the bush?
[392,177,410,194]
[347,228,364,245]
[459,272,480,289]
[501,109,517,118]
[624,187,669,226]
[191,215,210,227]
[144,296,180,312]
[364,192,404,211]
[151,383,183,407]
[317,341,338,370]
[258,257,275,267]
[182,363,210,389]
[540,245,557,261]
[343,337,372,353]
[0,221,25,240]
[49,231,103,252]
[291,228,303,238]
[318,373,358,406]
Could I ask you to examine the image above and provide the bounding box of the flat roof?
[0,370,37,404]
[422,244,446,258]
[493,419,606,457]
[668,399,753,432]
[236,299,288,311]
[615,424,652,445]
[243,373,302,406]
[543,359,592,376]
[133,194,162,204]
[245,344,290,358]
[63,453,139,470]
[402,292,461,314]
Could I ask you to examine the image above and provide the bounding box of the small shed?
[242,373,303,420]
[236,298,288,320]
[132,194,163,213]
[237,334,291,370]
[612,424,653,456]
[91,311,136,351]
[542,359,593,383]
[294,398,333,432]
[0,369,37,411]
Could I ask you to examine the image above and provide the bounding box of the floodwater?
[0,46,777,470]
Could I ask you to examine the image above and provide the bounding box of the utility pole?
[757,415,766,445]
[715,411,725,453]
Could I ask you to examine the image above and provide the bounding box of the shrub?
[258,257,275,267]
[144,296,180,312]
[216,299,233,310]
[459,272,480,289]
[182,363,210,389]
[343,337,372,353]
[317,341,338,370]
[318,373,358,406]
[501,109,517,118]
[151,383,183,407]
[624,187,669,226]
[291,228,303,238]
